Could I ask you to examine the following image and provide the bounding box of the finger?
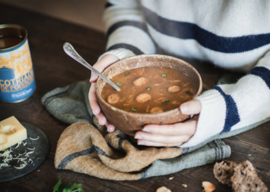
[90,72,98,83]
[137,140,182,147]
[95,112,107,125]
[180,99,201,115]
[134,132,190,145]
[90,64,110,82]
[142,119,197,136]
[90,60,114,82]
[89,83,100,115]
[90,63,107,82]
[106,120,115,132]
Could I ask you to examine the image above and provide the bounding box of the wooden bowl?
[96,54,203,136]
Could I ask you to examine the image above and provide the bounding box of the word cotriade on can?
[0,24,36,103]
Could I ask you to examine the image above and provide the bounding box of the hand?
[134,99,201,147]
[88,54,119,132]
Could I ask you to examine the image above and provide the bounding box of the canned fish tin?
[0,24,36,103]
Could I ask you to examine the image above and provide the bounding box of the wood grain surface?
[0,3,269,192]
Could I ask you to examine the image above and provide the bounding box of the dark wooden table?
[0,3,269,192]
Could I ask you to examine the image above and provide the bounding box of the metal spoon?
[63,42,120,91]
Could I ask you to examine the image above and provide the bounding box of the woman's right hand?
[88,54,119,132]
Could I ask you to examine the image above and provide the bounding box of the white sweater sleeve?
[181,50,270,148]
[99,0,156,60]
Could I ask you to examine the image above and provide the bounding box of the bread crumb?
[182,184,187,188]
[202,181,216,192]
[156,186,171,192]
[169,177,174,180]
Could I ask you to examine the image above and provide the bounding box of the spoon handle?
[63,42,120,91]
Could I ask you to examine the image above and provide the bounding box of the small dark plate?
[0,122,50,182]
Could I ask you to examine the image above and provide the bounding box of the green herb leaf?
[124,72,130,76]
[162,100,170,105]
[131,107,137,112]
[53,178,62,192]
[146,87,151,91]
[161,74,167,77]
[116,82,122,87]
[53,178,84,192]
[185,90,192,95]
[62,183,84,192]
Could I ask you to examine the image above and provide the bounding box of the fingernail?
[108,126,114,132]
[90,74,96,81]
[180,104,189,114]
[138,141,144,145]
[143,128,150,133]
[99,119,104,125]
[134,135,142,139]
[93,109,98,115]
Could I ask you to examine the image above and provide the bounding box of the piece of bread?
[231,161,268,192]
[213,160,268,192]
[213,161,238,186]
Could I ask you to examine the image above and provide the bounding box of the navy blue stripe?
[214,86,240,132]
[93,146,109,157]
[249,66,270,89]
[107,43,144,55]
[106,21,148,39]
[105,2,113,8]
[181,148,189,155]
[57,147,95,169]
[221,147,224,159]
[142,7,270,53]
[57,145,111,169]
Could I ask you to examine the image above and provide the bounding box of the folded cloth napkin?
[41,80,235,180]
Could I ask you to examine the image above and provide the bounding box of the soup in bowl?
[96,54,202,136]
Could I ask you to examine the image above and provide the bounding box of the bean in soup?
[101,67,197,114]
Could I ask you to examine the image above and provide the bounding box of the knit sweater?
[100,0,270,148]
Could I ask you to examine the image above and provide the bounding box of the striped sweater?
[100,0,270,147]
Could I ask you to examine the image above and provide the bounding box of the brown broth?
[101,67,197,114]
[0,36,23,49]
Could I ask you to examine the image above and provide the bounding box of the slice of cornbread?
[0,116,27,151]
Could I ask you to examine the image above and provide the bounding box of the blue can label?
[0,39,36,102]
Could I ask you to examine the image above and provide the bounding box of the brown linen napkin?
[43,81,231,181]
[55,119,183,181]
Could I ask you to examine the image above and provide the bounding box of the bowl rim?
[96,54,203,117]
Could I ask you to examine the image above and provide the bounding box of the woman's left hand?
[134,99,201,147]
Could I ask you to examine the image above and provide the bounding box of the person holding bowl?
[89,0,270,147]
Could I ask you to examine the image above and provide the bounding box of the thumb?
[180,99,201,115]
[90,54,119,83]
[90,72,98,83]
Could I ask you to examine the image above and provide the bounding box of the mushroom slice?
[150,107,163,114]
[133,77,148,86]
[107,93,120,104]
[136,93,152,103]
[168,85,181,93]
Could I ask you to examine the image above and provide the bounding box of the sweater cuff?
[98,48,136,61]
[180,89,226,148]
